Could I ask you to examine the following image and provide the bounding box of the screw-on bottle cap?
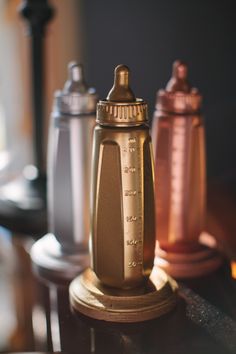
[97,65,148,126]
[156,60,202,114]
[54,62,98,115]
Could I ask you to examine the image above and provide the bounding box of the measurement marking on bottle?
[128,261,143,268]
[123,147,137,153]
[128,137,136,143]
[122,134,144,280]
[126,216,137,222]
[125,190,137,196]
[123,166,136,173]
[169,119,186,241]
[126,239,142,246]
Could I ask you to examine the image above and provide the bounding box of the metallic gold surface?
[96,65,148,126]
[70,64,177,321]
[107,64,135,102]
[69,267,177,323]
[91,125,155,288]
[152,61,222,278]
[91,65,155,289]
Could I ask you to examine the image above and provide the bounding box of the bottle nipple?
[166,60,191,93]
[107,64,136,102]
[63,62,88,94]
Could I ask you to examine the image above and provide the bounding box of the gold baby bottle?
[70,65,177,322]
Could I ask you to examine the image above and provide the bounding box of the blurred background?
[0,0,235,351]
[83,0,236,178]
[0,0,83,183]
[0,0,235,181]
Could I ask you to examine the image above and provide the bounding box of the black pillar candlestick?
[0,0,54,236]
[19,0,54,175]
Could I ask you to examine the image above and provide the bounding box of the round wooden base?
[155,244,222,279]
[31,233,90,284]
[69,267,177,323]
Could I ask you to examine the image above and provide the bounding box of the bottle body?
[48,111,96,254]
[152,112,206,252]
[91,124,155,289]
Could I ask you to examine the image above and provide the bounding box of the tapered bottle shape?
[91,65,155,288]
[152,61,205,252]
[48,62,97,253]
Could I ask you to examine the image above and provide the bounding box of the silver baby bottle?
[31,62,98,282]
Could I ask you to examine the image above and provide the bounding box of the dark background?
[81,0,236,178]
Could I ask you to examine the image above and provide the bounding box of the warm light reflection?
[199,232,217,248]
[231,261,236,279]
